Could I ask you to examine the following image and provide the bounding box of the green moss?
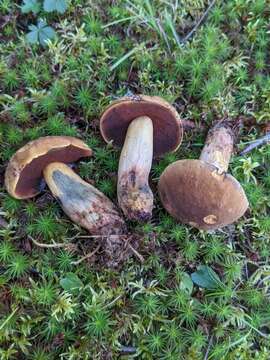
[11,101,30,124]
[2,195,22,214]
[45,114,77,136]
[0,241,16,263]
[21,65,40,88]
[2,69,19,90]
[33,281,58,306]
[6,253,30,279]
[97,178,116,198]
[6,127,24,145]
[84,307,113,338]
[0,0,270,357]
[27,213,65,241]
[74,86,94,113]
[38,94,58,115]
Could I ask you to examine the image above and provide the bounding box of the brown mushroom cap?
[158,159,249,230]
[5,136,92,199]
[100,95,183,157]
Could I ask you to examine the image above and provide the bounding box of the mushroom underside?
[5,136,91,199]
[14,146,90,198]
[100,97,182,157]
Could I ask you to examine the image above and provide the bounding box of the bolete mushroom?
[158,122,249,230]
[5,136,92,199]
[5,136,128,265]
[100,95,183,222]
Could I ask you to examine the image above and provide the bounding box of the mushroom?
[5,136,128,265]
[158,122,249,230]
[100,95,183,222]
[5,136,92,199]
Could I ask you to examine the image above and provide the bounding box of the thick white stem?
[118,116,154,221]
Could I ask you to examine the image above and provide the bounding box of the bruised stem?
[118,116,154,222]
[43,162,129,267]
[43,162,127,237]
[199,124,234,173]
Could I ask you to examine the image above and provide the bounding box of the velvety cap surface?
[5,136,92,199]
[100,95,183,157]
[158,159,249,230]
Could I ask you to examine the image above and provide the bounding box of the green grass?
[0,0,270,358]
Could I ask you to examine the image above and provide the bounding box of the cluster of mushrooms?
[5,95,249,264]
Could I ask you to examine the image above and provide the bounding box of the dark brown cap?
[158,159,249,230]
[5,136,92,199]
[100,95,183,157]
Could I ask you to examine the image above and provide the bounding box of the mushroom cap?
[5,136,92,199]
[100,95,183,157]
[158,159,249,230]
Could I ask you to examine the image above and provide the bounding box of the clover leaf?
[26,20,56,46]
[43,0,68,14]
[21,0,41,14]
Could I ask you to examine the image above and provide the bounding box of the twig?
[104,294,123,309]
[242,319,269,339]
[28,235,76,250]
[182,0,216,43]
[203,335,214,360]
[258,274,270,287]
[128,243,144,263]
[240,132,270,155]
[71,245,101,265]
[120,345,137,354]
[75,234,128,239]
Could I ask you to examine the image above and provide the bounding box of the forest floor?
[0,0,270,359]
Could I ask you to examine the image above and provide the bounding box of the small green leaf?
[43,0,68,14]
[191,265,222,290]
[179,272,193,295]
[60,273,83,293]
[39,25,56,45]
[26,25,39,44]
[26,20,56,46]
[21,0,41,14]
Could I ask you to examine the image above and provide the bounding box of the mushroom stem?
[199,124,234,173]
[43,162,127,237]
[118,116,154,221]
